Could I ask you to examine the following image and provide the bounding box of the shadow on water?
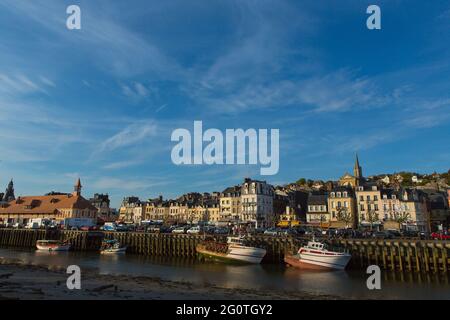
[1,248,449,299]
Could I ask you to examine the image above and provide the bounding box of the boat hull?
[284,253,351,271]
[100,247,127,254]
[196,244,266,264]
[36,244,71,252]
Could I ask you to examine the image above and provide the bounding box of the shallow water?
[0,248,449,299]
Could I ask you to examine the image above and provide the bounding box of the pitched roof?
[0,194,97,215]
[307,194,328,205]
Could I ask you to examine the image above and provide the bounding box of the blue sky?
[0,0,449,207]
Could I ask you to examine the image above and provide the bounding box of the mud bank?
[0,258,343,300]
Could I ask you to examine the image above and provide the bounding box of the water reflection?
[1,248,449,299]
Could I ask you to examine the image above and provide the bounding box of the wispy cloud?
[121,82,152,100]
[192,69,384,114]
[0,73,53,96]
[98,121,159,153]
[0,0,184,79]
[92,177,170,191]
[102,160,142,170]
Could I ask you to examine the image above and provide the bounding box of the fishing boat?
[284,238,351,270]
[196,236,266,264]
[36,240,71,252]
[100,239,127,254]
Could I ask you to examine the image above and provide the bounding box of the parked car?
[401,230,419,238]
[278,228,298,236]
[214,227,229,235]
[135,226,146,232]
[373,231,393,239]
[187,226,201,234]
[263,228,279,236]
[386,229,402,238]
[253,227,266,234]
[159,226,172,234]
[202,226,216,235]
[431,232,450,240]
[419,231,430,240]
[172,226,187,234]
[147,225,161,233]
[293,227,306,236]
[116,224,129,232]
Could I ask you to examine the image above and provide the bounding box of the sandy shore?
[0,257,343,300]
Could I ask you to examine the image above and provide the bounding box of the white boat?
[196,236,267,264]
[284,239,351,270]
[100,239,127,254]
[36,240,71,252]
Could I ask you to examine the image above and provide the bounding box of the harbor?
[0,247,449,300]
[0,228,449,273]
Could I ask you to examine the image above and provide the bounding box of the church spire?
[3,179,15,202]
[73,178,82,196]
[353,153,362,180]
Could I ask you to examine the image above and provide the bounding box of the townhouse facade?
[306,194,329,225]
[328,187,356,228]
[89,193,118,222]
[240,178,274,228]
[219,186,241,222]
[356,185,382,228]
[118,196,142,223]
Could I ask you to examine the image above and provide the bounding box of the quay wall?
[0,228,449,274]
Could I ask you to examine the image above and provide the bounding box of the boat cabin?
[227,236,245,245]
[306,241,325,250]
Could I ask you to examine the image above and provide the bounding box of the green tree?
[336,207,353,228]
[367,210,379,231]
[393,211,410,231]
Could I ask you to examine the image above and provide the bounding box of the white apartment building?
[240,178,274,228]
